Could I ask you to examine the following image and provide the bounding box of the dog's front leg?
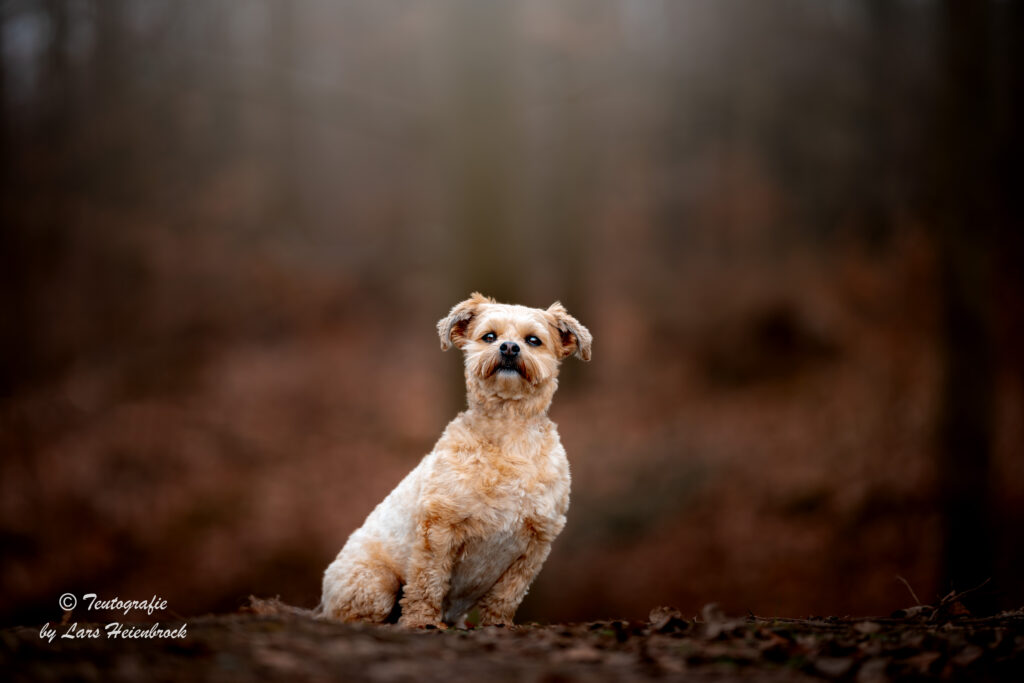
[475,519,563,626]
[398,517,460,628]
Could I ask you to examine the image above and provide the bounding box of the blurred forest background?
[1,0,1022,627]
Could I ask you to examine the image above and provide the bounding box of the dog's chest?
[453,430,565,518]
[429,420,570,622]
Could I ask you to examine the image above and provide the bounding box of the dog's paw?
[397,603,444,629]
[397,613,444,629]
[397,593,444,629]
[476,605,515,627]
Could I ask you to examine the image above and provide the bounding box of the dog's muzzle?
[494,342,525,377]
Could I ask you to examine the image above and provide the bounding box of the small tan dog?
[319,293,591,628]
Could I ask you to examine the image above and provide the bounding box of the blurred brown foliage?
[1,0,1022,626]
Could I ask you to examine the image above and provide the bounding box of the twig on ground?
[940,577,991,606]
[896,575,922,606]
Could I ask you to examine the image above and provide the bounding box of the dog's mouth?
[489,355,527,379]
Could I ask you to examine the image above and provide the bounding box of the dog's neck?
[465,377,558,421]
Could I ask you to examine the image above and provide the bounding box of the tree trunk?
[933,0,998,612]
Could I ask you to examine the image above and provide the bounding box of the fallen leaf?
[944,601,971,617]
[891,605,934,619]
[814,656,854,677]
[902,651,942,674]
[854,621,882,635]
[557,645,604,664]
[856,657,889,683]
[950,644,984,667]
[649,606,689,634]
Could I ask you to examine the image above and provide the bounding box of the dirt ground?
[4,600,1022,682]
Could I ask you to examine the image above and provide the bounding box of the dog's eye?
[482,332,497,343]
[525,335,542,347]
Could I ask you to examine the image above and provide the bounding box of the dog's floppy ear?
[546,302,592,361]
[437,292,493,350]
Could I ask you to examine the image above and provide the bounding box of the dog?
[318,293,591,628]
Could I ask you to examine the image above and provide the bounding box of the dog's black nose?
[500,342,520,356]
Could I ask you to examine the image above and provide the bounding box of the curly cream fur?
[319,293,591,627]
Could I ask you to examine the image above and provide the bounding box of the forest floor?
[3,599,1023,682]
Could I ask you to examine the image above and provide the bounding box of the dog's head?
[437,293,591,407]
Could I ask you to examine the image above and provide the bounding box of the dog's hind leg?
[320,553,401,623]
